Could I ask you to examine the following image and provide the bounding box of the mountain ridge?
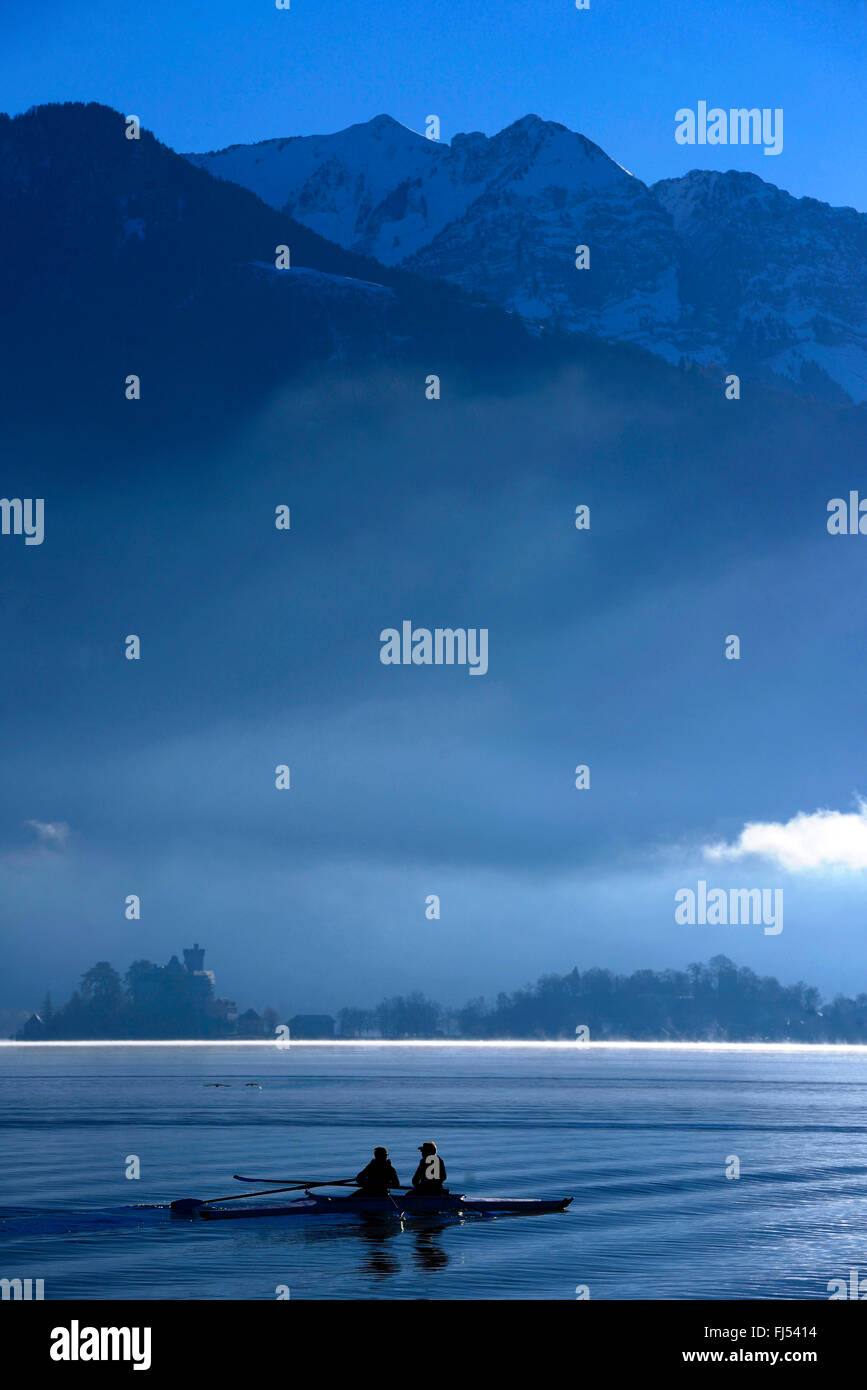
[187,114,867,402]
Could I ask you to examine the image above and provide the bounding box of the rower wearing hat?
[410,1140,448,1195]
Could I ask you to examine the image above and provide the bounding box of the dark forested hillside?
[0,102,534,431]
[339,956,867,1042]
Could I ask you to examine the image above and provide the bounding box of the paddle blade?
[232,1174,293,1184]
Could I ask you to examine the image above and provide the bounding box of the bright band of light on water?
[4,1039,867,1053]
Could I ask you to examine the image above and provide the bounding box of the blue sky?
[2,0,865,209]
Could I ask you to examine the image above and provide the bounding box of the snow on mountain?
[190,115,682,356]
[188,117,867,402]
[188,116,444,262]
[652,170,867,402]
[402,117,682,350]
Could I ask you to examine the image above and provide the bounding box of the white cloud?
[24,820,70,849]
[704,804,867,872]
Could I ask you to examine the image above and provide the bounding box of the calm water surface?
[2,1044,866,1300]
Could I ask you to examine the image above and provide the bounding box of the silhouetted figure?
[355,1146,400,1197]
[410,1141,448,1194]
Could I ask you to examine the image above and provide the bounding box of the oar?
[233,1174,357,1186]
[170,1178,356,1216]
[233,1174,415,1191]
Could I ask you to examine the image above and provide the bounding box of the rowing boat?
[182,1193,572,1221]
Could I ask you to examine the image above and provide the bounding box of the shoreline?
[5,1038,867,1053]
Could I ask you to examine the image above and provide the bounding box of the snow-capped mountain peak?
[187,115,867,402]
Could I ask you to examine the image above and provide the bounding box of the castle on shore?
[14,944,338,1041]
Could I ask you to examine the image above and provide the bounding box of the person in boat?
[355,1146,401,1197]
[410,1141,448,1195]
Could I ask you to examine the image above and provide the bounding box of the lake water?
[2,1043,866,1301]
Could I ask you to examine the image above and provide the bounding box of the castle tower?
[183,943,205,974]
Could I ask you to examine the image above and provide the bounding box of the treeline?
[18,960,280,1040]
[338,956,867,1043]
[19,954,867,1042]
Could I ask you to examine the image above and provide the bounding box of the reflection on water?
[356,1216,404,1279]
[309,1213,453,1281]
[410,1223,452,1273]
